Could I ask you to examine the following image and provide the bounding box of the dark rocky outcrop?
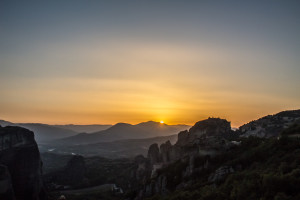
[139,118,234,198]
[0,126,46,200]
[176,118,232,147]
[132,111,300,200]
[239,109,300,138]
[208,165,234,183]
[147,143,161,165]
[128,155,152,190]
[160,141,172,163]
[0,164,14,200]
[281,119,300,137]
[147,118,233,166]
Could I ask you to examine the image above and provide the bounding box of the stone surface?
[137,118,234,199]
[160,141,172,163]
[134,112,300,199]
[239,110,300,138]
[0,126,46,200]
[0,164,15,200]
[177,118,232,147]
[208,166,234,183]
[149,118,232,166]
[147,143,161,164]
[133,155,151,182]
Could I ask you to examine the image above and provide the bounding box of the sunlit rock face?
[0,126,46,200]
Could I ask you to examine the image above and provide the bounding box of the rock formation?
[147,118,232,166]
[0,125,46,200]
[147,143,161,164]
[239,110,300,138]
[0,164,15,200]
[135,111,300,199]
[140,118,233,198]
[160,141,172,163]
[176,117,232,147]
[208,165,234,183]
[128,155,152,190]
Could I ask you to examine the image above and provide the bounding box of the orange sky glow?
[1,1,299,128]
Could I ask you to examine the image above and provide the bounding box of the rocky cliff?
[134,113,300,199]
[139,118,235,198]
[239,110,300,138]
[0,125,46,200]
[147,118,233,166]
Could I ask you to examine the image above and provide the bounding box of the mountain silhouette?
[0,120,78,142]
[54,124,112,133]
[57,121,190,145]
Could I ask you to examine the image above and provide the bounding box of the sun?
[160,121,164,124]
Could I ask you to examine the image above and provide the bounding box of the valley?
[1,110,300,200]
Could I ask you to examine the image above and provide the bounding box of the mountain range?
[0,120,78,142]
[0,120,190,144]
[56,121,190,145]
[53,124,112,133]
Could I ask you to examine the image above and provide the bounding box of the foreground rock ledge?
[0,125,46,200]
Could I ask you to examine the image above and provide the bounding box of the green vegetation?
[146,136,300,200]
[281,120,300,136]
[48,191,121,200]
[85,157,134,187]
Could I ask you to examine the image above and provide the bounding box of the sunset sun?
[160,121,164,124]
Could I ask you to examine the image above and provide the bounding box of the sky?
[0,0,300,127]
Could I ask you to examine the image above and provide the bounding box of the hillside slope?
[239,109,300,138]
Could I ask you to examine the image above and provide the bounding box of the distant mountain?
[239,109,300,138]
[57,121,190,145]
[0,120,78,142]
[40,134,178,158]
[54,124,112,133]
